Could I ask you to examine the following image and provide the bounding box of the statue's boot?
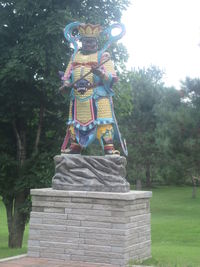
[61,142,82,154]
[104,143,120,156]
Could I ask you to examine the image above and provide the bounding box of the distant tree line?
[115,68,200,188]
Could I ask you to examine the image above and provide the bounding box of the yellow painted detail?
[70,124,113,143]
[96,124,113,141]
[100,52,116,75]
[75,52,98,63]
[68,101,72,120]
[74,88,93,99]
[74,66,93,83]
[103,59,115,75]
[69,125,75,135]
[69,125,76,142]
[76,99,93,124]
[97,98,112,119]
[73,52,98,84]
[78,24,102,38]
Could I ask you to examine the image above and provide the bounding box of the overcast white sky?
[122,0,200,89]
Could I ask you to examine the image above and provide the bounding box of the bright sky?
[122,0,200,89]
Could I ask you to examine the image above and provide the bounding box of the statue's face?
[81,37,98,53]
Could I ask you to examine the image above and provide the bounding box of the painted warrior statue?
[60,22,127,156]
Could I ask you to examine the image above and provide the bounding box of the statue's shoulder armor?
[73,52,98,64]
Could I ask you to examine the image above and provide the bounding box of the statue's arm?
[59,60,73,94]
[92,52,118,85]
[63,59,73,86]
[101,52,118,83]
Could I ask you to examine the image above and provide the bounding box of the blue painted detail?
[64,22,81,60]
[75,127,97,148]
[72,122,98,132]
[93,86,114,100]
[103,74,115,95]
[98,23,126,60]
[97,118,114,124]
[70,89,75,100]
[67,120,73,125]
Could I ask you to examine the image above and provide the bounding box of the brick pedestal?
[28,189,152,267]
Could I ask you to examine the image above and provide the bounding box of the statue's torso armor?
[66,52,115,133]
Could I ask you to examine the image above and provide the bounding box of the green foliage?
[115,67,164,186]
[115,68,200,186]
[181,78,200,176]
[70,0,130,25]
[155,78,200,184]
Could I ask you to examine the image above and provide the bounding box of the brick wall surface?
[28,189,152,267]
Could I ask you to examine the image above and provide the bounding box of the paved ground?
[0,255,149,267]
[0,256,116,267]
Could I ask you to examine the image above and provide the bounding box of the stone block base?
[28,189,152,267]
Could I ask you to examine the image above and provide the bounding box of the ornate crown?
[78,23,102,38]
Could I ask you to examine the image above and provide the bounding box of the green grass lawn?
[0,197,29,259]
[142,186,200,267]
[1,187,200,266]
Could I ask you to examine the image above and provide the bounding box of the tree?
[0,0,69,248]
[115,67,164,187]
[0,0,130,248]
[178,78,200,180]
[154,86,186,184]
[154,77,200,185]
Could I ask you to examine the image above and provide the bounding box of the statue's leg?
[61,126,82,154]
[97,125,120,155]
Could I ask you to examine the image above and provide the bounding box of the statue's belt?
[73,79,103,94]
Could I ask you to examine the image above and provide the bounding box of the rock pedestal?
[28,189,152,266]
[52,154,130,192]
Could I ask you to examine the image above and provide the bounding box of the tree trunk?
[8,110,43,248]
[34,103,44,153]
[7,121,28,248]
[12,120,26,166]
[4,191,28,248]
[146,164,151,187]
[136,179,142,190]
[191,176,196,199]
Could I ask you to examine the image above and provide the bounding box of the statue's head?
[64,22,125,57]
[81,37,98,53]
[78,23,102,53]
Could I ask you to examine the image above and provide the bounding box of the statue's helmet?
[78,23,102,52]
[78,23,102,38]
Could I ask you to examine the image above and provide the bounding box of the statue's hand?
[91,65,106,79]
[59,81,72,95]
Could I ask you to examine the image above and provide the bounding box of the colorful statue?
[60,22,128,156]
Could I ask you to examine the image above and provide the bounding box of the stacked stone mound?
[52,154,130,193]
